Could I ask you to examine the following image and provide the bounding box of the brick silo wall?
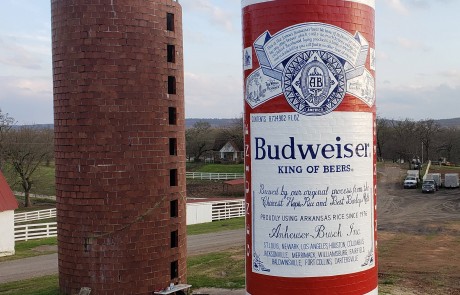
[51,1,186,294]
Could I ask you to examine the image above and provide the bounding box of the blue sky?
[0,0,459,124]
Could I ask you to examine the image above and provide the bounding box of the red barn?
[0,171,18,257]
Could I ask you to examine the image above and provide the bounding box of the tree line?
[0,109,54,207]
[187,117,460,166]
[377,117,460,165]
[1,108,459,207]
[186,118,244,162]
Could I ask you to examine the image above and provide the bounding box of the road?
[0,229,245,284]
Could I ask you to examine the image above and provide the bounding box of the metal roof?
[0,171,18,212]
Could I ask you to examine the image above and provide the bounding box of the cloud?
[376,50,389,61]
[181,0,235,32]
[385,0,454,12]
[378,83,460,120]
[184,71,243,118]
[404,0,454,9]
[405,0,429,9]
[394,37,430,51]
[0,37,44,70]
[439,69,460,78]
[184,28,207,45]
[385,0,409,14]
[0,76,53,124]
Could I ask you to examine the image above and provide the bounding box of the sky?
[0,0,459,125]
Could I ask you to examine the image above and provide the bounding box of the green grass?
[196,164,244,173]
[187,248,245,289]
[5,162,247,200]
[14,197,55,212]
[186,162,206,171]
[15,217,57,225]
[187,217,245,235]
[0,248,246,294]
[5,163,56,197]
[0,237,57,263]
[378,273,402,295]
[0,275,59,295]
[429,165,460,172]
[0,247,397,294]
[31,165,56,196]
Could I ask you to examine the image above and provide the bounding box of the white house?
[219,141,243,162]
[0,171,18,257]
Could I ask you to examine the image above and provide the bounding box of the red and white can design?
[242,1,377,294]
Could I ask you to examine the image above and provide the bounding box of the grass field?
[0,275,59,295]
[187,217,244,235]
[0,237,57,263]
[188,247,245,289]
[0,247,246,295]
[196,164,244,173]
[6,163,244,201]
[4,163,56,197]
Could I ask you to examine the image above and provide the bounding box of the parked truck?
[407,170,420,179]
[404,170,420,189]
[426,173,442,188]
[444,173,459,188]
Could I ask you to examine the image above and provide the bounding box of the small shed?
[0,171,18,257]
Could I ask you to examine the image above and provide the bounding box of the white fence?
[14,208,56,224]
[13,199,245,240]
[187,199,245,225]
[212,199,245,221]
[14,222,57,242]
[186,172,244,180]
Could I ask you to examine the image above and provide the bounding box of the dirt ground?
[188,164,460,295]
[377,164,460,295]
[186,179,245,199]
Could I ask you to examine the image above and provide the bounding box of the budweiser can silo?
[242,1,377,294]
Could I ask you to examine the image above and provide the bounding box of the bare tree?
[415,119,441,162]
[215,117,244,147]
[376,117,391,160]
[3,126,54,207]
[0,109,15,169]
[436,127,460,163]
[390,119,417,164]
[185,121,216,162]
[372,116,460,164]
[225,117,244,146]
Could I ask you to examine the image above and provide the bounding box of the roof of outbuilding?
[0,171,18,212]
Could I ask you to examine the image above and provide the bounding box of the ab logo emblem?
[283,51,346,116]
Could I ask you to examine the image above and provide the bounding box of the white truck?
[403,176,418,188]
[404,175,418,189]
[444,173,459,188]
[426,173,442,188]
[403,170,420,189]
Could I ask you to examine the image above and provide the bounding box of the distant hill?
[12,124,53,130]
[185,118,238,129]
[13,117,460,129]
[436,118,460,129]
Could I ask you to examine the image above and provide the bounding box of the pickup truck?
[403,176,418,189]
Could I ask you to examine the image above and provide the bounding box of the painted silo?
[51,0,186,294]
[242,0,377,294]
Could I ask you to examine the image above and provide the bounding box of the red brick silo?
[51,1,186,294]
